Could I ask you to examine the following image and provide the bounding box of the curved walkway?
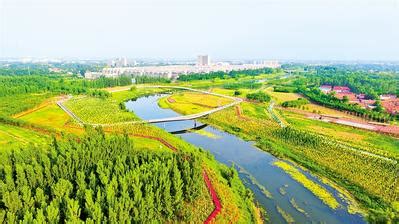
[57,85,242,127]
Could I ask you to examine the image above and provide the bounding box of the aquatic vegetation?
[274,161,340,209]
[276,205,295,224]
[279,186,287,196]
[290,198,309,217]
[236,164,273,199]
[191,129,220,139]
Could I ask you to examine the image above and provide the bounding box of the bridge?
[58,85,242,127]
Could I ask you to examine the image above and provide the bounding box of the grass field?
[64,88,166,124]
[0,123,49,150]
[159,92,233,115]
[283,110,399,157]
[0,93,52,117]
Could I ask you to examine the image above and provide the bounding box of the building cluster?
[85,55,280,80]
[319,85,399,114]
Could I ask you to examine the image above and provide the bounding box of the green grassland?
[0,93,53,117]
[0,123,49,150]
[158,92,233,115]
[282,110,399,157]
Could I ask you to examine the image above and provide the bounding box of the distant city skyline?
[1,0,399,60]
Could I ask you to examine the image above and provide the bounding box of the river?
[125,94,365,224]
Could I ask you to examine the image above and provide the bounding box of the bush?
[281,98,309,108]
[246,92,271,102]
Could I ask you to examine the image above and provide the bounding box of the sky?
[1,0,399,60]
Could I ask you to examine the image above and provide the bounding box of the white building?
[197,55,210,66]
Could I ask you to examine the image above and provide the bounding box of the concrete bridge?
[58,85,242,127]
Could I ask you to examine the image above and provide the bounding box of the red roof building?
[380,94,397,101]
[381,99,399,114]
[332,86,351,93]
[319,85,332,93]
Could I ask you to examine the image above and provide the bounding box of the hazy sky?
[1,0,399,60]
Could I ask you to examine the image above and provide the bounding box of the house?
[381,99,399,114]
[319,85,332,93]
[335,93,357,101]
[356,94,366,100]
[332,86,351,93]
[380,94,397,101]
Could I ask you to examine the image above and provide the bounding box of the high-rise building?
[197,55,210,66]
[109,57,128,67]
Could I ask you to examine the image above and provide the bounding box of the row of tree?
[281,98,309,108]
[299,88,398,122]
[0,75,132,97]
[178,68,275,81]
[0,128,204,223]
[222,81,262,90]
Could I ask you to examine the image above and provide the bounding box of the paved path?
[57,85,242,127]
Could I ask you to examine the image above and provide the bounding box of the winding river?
[125,94,365,224]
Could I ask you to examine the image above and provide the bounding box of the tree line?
[178,68,275,81]
[0,75,132,97]
[299,87,398,122]
[0,128,204,223]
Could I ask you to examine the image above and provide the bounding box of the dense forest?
[0,129,204,223]
[178,68,275,81]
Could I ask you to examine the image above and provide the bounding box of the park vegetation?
[246,92,271,103]
[0,128,205,223]
[298,87,397,122]
[222,81,262,90]
[178,68,275,81]
[0,74,131,97]
[281,98,309,108]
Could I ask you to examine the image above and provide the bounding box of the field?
[63,87,168,124]
[282,110,399,157]
[159,92,233,115]
[0,93,53,117]
[0,123,49,149]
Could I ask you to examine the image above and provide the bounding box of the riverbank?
[159,90,398,222]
